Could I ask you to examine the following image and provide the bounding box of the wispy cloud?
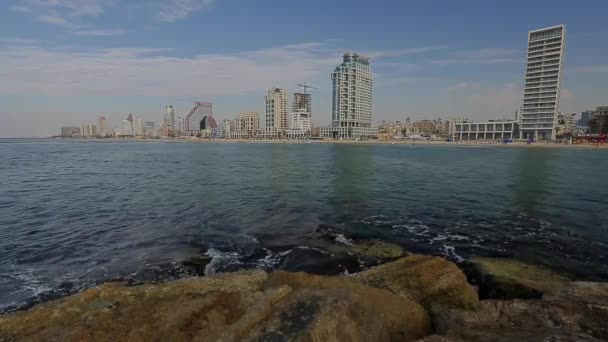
[0,37,39,45]
[432,48,521,65]
[159,0,215,22]
[73,29,126,36]
[0,41,337,97]
[9,5,31,13]
[368,46,448,59]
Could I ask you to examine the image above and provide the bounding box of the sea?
[1,139,607,312]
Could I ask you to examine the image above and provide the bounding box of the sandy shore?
[57,137,608,150]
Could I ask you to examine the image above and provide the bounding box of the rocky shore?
[1,251,607,342]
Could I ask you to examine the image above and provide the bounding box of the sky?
[0,0,607,137]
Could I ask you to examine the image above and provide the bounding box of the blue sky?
[1,0,607,137]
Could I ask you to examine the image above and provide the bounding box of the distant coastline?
[30,137,608,150]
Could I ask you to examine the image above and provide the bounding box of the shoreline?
[41,137,608,150]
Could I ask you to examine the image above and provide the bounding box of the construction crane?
[297,82,319,94]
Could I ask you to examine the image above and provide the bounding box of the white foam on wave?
[334,234,353,246]
[441,244,464,263]
[204,248,241,276]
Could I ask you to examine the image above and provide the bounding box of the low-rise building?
[60,127,80,137]
[319,126,378,139]
[453,120,518,141]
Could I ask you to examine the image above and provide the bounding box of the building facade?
[80,124,97,137]
[578,110,593,128]
[97,116,107,137]
[265,88,288,131]
[322,52,376,139]
[233,112,259,137]
[164,105,175,134]
[453,120,518,141]
[185,102,214,133]
[589,106,608,135]
[135,117,144,136]
[292,93,312,114]
[60,127,80,137]
[519,25,566,140]
[332,52,373,130]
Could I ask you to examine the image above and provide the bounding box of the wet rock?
[544,281,608,305]
[0,269,432,342]
[180,255,212,275]
[314,224,344,241]
[277,246,363,275]
[0,270,269,342]
[416,336,464,342]
[352,255,479,310]
[349,240,405,259]
[263,271,432,341]
[465,257,570,300]
[433,299,606,341]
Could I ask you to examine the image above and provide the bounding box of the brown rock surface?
[434,299,606,341]
[352,255,479,310]
[0,269,432,342]
[262,271,432,341]
[465,257,570,299]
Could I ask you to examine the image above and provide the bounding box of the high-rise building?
[519,25,566,140]
[292,93,312,114]
[135,117,144,136]
[321,52,377,139]
[185,102,214,133]
[97,116,107,137]
[578,110,593,128]
[164,105,175,134]
[123,113,134,135]
[265,88,288,130]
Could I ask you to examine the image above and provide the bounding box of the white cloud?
[432,48,521,65]
[37,14,69,25]
[158,0,215,22]
[16,0,113,18]
[0,41,338,97]
[73,29,126,36]
[367,46,448,59]
[9,5,32,12]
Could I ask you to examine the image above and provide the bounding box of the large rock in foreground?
[465,257,569,299]
[352,255,479,310]
[433,299,606,341]
[0,269,432,342]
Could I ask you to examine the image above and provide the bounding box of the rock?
[180,255,212,274]
[434,299,606,341]
[0,269,432,342]
[0,270,270,342]
[315,224,344,241]
[277,246,363,275]
[349,240,404,259]
[545,281,608,305]
[352,255,479,310]
[465,257,570,300]
[416,336,464,342]
[263,271,432,341]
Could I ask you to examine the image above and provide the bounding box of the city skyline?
[1,0,608,137]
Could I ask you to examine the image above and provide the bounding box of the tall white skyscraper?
[519,25,566,140]
[265,88,288,130]
[332,52,373,129]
